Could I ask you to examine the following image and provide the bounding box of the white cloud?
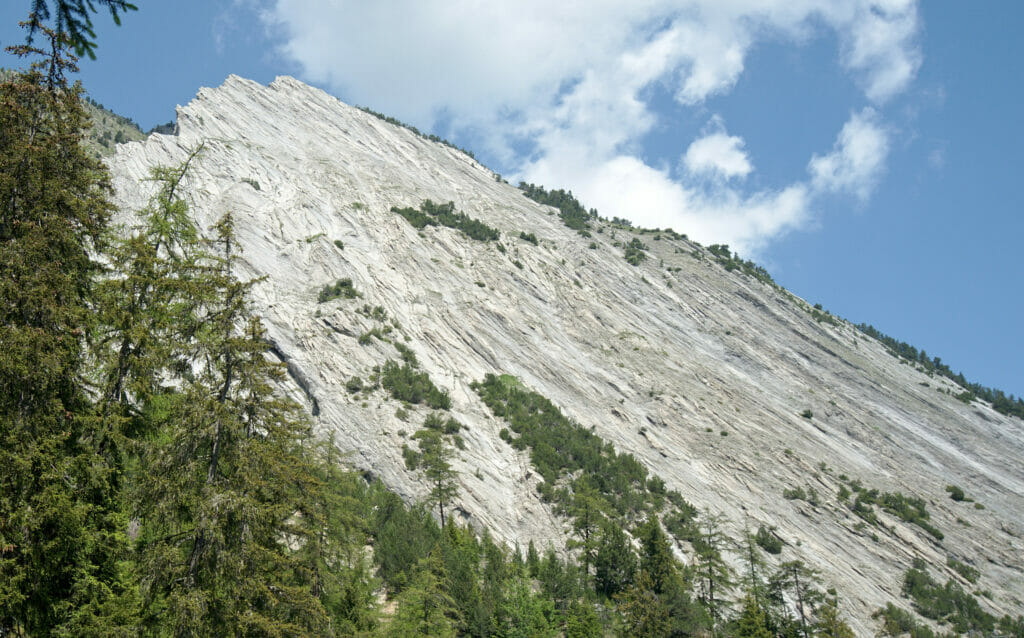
[259,0,920,254]
[684,119,752,180]
[809,108,890,200]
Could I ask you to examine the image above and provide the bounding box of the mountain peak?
[105,74,1024,635]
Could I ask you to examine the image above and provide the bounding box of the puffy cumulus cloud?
[520,147,809,255]
[832,0,921,103]
[809,108,890,200]
[683,119,752,180]
[259,0,920,253]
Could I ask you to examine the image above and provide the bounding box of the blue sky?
[3,2,1021,399]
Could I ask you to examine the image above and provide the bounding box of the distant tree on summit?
[20,0,137,59]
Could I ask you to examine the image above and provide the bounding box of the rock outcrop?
[107,75,1024,634]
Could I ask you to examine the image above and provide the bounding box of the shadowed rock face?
[106,75,1024,633]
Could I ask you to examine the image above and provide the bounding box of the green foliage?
[879,492,943,540]
[946,556,980,584]
[345,375,364,393]
[624,237,647,266]
[410,427,460,526]
[22,0,138,60]
[692,513,736,627]
[0,39,140,635]
[767,560,824,638]
[901,563,997,635]
[846,483,943,540]
[423,411,462,434]
[856,322,1024,420]
[128,215,335,635]
[595,522,638,598]
[358,105,477,160]
[333,238,344,249]
[810,306,841,326]
[954,390,975,404]
[801,409,814,419]
[815,594,856,638]
[706,244,777,286]
[472,373,653,522]
[318,276,360,302]
[519,230,539,245]
[872,603,945,638]
[519,182,596,234]
[381,359,451,409]
[732,595,773,638]
[386,552,460,637]
[358,326,388,344]
[391,199,500,241]
[754,525,783,555]
[783,485,819,505]
[945,484,967,501]
[371,488,442,591]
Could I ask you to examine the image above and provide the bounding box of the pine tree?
[0,31,135,635]
[411,427,459,526]
[133,213,331,635]
[768,560,824,638]
[567,482,606,591]
[635,517,675,596]
[814,592,855,638]
[21,1,138,59]
[594,521,637,598]
[615,572,672,638]
[496,571,557,638]
[92,148,208,426]
[298,437,379,634]
[386,551,460,638]
[739,526,769,610]
[526,540,541,578]
[734,595,773,638]
[693,512,736,630]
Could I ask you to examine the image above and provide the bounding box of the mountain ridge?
[104,74,1024,635]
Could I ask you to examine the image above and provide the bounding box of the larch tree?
[129,204,334,635]
[411,427,459,527]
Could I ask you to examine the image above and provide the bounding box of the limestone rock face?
[107,75,1024,633]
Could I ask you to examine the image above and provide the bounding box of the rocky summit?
[106,75,1024,634]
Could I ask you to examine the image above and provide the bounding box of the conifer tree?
[411,427,459,526]
[693,512,736,630]
[386,551,460,637]
[133,213,331,635]
[635,517,675,596]
[739,526,769,610]
[768,560,824,638]
[298,437,379,634]
[92,147,207,429]
[496,571,557,638]
[0,30,135,635]
[21,1,137,59]
[616,572,672,638]
[594,521,637,598]
[733,595,773,638]
[814,591,855,638]
[568,482,606,590]
[526,540,541,578]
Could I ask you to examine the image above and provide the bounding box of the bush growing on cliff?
[319,277,360,302]
[381,360,451,409]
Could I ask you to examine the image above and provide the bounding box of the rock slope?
[106,75,1024,633]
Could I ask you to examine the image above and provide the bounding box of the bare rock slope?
[107,75,1024,633]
